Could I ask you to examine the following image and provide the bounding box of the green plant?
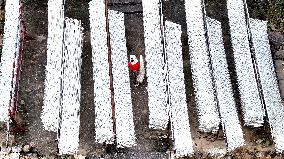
[0,21,4,30]
[268,0,284,33]
[275,0,284,17]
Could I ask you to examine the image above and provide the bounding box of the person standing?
[128,55,140,86]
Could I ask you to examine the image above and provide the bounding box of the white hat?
[130,55,138,65]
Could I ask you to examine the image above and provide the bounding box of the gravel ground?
[17,1,58,157]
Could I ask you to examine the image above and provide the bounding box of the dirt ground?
[13,0,170,158]
[0,0,283,158]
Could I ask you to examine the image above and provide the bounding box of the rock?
[0,123,3,130]
[7,153,20,159]
[74,155,86,159]
[42,155,57,159]
[269,150,277,158]
[275,60,284,80]
[275,50,284,59]
[275,60,284,69]
[20,156,38,159]
[20,100,25,106]
[0,9,4,22]
[278,80,284,99]
[35,35,46,42]
[22,145,31,153]
[255,151,265,158]
[67,155,75,159]
[268,23,277,31]
[195,152,203,158]
[1,147,10,154]
[268,32,284,48]
[11,146,21,153]
[256,139,263,144]
[263,140,273,147]
[202,152,209,158]
[0,0,4,6]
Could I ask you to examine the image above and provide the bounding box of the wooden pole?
[105,0,117,144]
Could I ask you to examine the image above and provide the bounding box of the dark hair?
[129,51,139,57]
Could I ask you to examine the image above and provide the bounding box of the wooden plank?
[41,0,65,132]
[165,20,194,156]
[0,0,21,122]
[184,0,220,132]
[227,0,264,127]
[250,18,284,152]
[89,0,114,144]
[142,0,168,129]
[109,9,136,147]
[58,18,83,154]
[207,17,244,151]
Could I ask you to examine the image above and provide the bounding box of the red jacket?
[128,62,140,71]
